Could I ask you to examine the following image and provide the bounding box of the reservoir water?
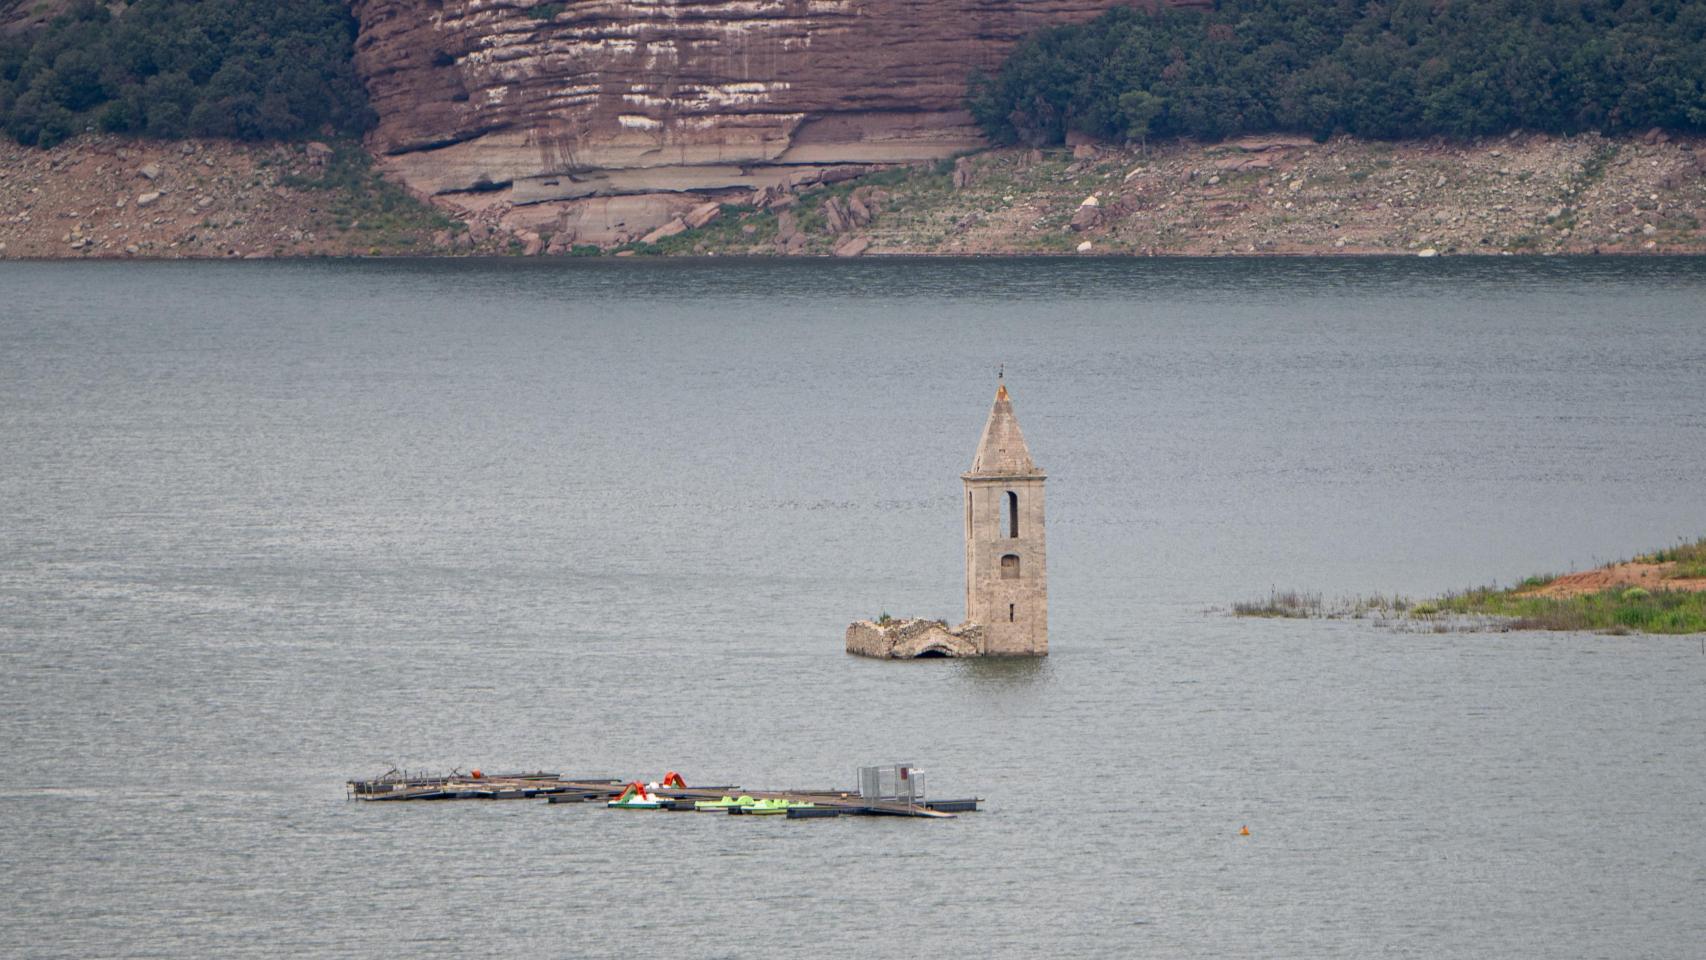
[2,257,1704,958]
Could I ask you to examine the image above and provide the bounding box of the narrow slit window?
[1009,603,1015,622]
[1006,491,1019,538]
[967,491,973,534]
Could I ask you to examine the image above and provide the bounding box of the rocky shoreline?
[3,131,1703,260]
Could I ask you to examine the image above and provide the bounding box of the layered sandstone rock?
[350,0,1178,236]
[846,619,983,659]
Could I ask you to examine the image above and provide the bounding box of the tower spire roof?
[967,381,1040,477]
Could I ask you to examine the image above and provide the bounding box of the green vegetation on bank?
[1233,537,1706,634]
[1430,584,1706,634]
[0,0,371,147]
[970,0,1706,146]
[278,143,459,252]
[1636,537,1706,579]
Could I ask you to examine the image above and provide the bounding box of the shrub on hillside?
[969,0,1706,145]
[0,0,373,147]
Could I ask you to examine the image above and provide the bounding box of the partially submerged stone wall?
[845,619,983,659]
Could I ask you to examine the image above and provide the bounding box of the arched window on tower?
[1001,554,1020,579]
[1006,491,1019,538]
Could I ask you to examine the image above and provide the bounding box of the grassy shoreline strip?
[1431,586,1706,634]
[1232,537,1706,635]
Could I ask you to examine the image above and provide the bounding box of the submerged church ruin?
[846,382,1048,658]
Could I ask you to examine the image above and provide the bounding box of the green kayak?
[693,795,757,810]
[741,798,817,815]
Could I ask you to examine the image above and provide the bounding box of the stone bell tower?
[963,380,1048,656]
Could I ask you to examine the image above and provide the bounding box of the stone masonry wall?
[845,619,984,659]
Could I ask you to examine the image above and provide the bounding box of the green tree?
[0,0,373,146]
[969,0,1706,145]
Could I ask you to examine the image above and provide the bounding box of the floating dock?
[346,767,979,819]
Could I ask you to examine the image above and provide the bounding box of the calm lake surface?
[3,256,1704,958]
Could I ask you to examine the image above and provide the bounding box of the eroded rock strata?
[349,0,1173,239]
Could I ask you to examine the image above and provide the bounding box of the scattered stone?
[1233,136,1314,152]
[822,197,849,234]
[846,191,872,225]
[776,211,799,244]
[1076,239,1093,253]
[640,218,687,245]
[833,236,870,258]
[1642,223,1657,235]
[684,201,721,229]
[1417,248,1438,257]
[1069,202,1102,232]
[520,232,544,256]
[819,166,869,186]
[1215,155,1272,171]
[306,142,334,165]
[137,163,161,181]
[136,192,161,208]
[1072,143,1098,161]
[952,156,975,189]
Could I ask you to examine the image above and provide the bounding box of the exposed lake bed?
[3,256,1703,958]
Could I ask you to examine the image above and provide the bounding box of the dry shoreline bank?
[3,131,1703,260]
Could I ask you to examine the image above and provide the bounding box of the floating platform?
[346,770,979,819]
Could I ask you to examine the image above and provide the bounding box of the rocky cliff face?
[349,0,1170,239]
